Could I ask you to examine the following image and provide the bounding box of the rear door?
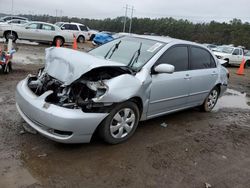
[38,24,56,41]
[187,46,218,106]
[148,45,191,118]
[62,24,79,38]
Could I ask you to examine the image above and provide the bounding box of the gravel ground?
[0,41,250,188]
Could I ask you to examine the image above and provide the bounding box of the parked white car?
[0,16,28,22]
[0,19,29,26]
[55,22,90,43]
[213,46,250,67]
[0,21,74,45]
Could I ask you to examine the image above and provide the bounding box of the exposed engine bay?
[27,66,133,112]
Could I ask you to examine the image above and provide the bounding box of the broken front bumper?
[15,78,108,143]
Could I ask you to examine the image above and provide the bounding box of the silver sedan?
[16,35,229,144]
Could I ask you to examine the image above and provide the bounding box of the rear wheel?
[53,37,64,46]
[77,36,85,43]
[201,87,220,112]
[90,34,95,41]
[99,101,140,144]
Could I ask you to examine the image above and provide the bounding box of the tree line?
[14,14,250,49]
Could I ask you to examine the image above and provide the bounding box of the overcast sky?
[1,0,250,22]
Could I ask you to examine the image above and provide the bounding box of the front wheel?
[201,87,220,112]
[99,101,140,144]
[5,31,17,42]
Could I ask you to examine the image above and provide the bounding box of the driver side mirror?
[61,26,65,30]
[153,64,175,74]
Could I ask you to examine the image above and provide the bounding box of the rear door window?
[26,23,39,29]
[41,24,55,31]
[190,47,216,69]
[79,25,88,31]
[69,24,79,31]
[156,46,189,72]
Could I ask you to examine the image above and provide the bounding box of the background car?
[92,31,117,45]
[0,21,73,45]
[0,16,28,22]
[0,19,29,26]
[203,43,217,51]
[55,22,89,43]
[213,46,250,67]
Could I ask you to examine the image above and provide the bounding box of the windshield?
[245,51,250,56]
[215,46,234,54]
[55,22,64,27]
[89,36,165,70]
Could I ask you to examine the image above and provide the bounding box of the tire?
[244,60,250,69]
[99,101,140,144]
[224,59,229,67]
[90,34,95,41]
[53,37,64,46]
[201,87,220,112]
[2,62,12,74]
[5,31,17,42]
[77,36,85,43]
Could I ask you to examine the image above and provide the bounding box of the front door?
[20,23,41,40]
[148,45,190,118]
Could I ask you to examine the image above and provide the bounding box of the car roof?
[28,21,56,25]
[132,35,203,47]
[57,22,85,26]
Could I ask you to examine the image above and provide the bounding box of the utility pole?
[123,4,128,32]
[129,6,134,33]
[55,9,58,22]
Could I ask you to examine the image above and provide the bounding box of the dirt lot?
[0,41,250,188]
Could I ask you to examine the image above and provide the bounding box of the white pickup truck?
[213,46,250,68]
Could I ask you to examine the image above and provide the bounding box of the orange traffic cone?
[72,34,77,50]
[237,58,246,75]
[56,39,60,47]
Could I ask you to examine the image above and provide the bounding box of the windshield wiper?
[127,42,142,67]
[104,40,121,59]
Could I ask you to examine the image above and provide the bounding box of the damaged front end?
[27,66,133,113]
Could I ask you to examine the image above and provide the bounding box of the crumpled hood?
[44,47,125,85]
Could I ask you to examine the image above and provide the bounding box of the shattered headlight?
[86,81,108,100]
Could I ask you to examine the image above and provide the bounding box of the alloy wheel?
[207,89,218,109]
[110,108,136,139]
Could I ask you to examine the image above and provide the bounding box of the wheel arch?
[77,35,85,42]
[4,30,18,38]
